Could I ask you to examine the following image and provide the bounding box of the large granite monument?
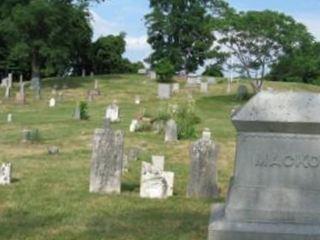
[209,91,320,240]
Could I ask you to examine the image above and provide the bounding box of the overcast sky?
[90,0,320,63]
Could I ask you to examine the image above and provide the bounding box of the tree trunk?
[31,49,41,99]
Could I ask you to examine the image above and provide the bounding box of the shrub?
[155,58,175,83]
[79,101,89,120]
[175,104,201,140]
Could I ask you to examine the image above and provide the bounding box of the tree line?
[0,0,143,97]
[146,0,320,89]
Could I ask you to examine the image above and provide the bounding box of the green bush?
[175,104,201,140]
[79,101,89,120]
[155,58,175,83]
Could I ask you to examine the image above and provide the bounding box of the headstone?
[0,77,8,88]
[187,74,200,86]
[130,119,139,132]
[90,71,94,78]
[172,83,180,93]
[94,79,99,90]
[58,91,63,101]
[87,91,95,102]
[7,114,12,123]
[73,104,81,120]
[48,146,60,155]
[202,128,211,141]
[209,91,320,240]
[7,73,12,88]
[165,119,178,142]
[138,69,147,75]
[21,129,32,143]
[105,101,120,122]
[0,163,11,185]
[4,85,10,99]
[151,155,165,171]
[187,129,219,198]
[49,98,56,107]
[89,127,124,194]
[82,68,86,77]
[149,71,157,80]
[16,82,26,104]
[200,82,208,93]
[19,74,23,86]
[236,85,249,100]
[207,77,217,85]
[158,83,171,100]
[51,89,57,96]
[134,95,141,105]
[140,161,174,199]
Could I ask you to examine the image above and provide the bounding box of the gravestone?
[73,104,81,120]
[209,91,320,240]
[90,71,94,77]
[152,155,165,171]
[201,82,208,93]
[130,119,139,132]
[7,114,12,123]
[21,129,32,143]
[138,68,147,75]
[16,82,26,104]
[58,91,63,101]
[0,163,11,185]
[158,83,171,99]
[82,69,86,77]
[19,74,23,86]
[187,129,219,198]
[48,146,60,155]
[187,74,201,86]
[236,85,249,100]
[165,119,178,142]
[207,77,217,85]
[172,83,180,93]
[7,73,13,88]
[140,161,174,199]
[49,98,56,107]
[0,77,7,88]
[105,101,120,122]
[149,71,157,80]
[89,126,124,194]
[134,95,141,105]
[4,85,10,99]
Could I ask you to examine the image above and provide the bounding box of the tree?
[91,33,126,74]
[269,41,320,84]
[219,10,313,91]
[0,0,104,98]
[145,0,228,77]
[202,64,224,77]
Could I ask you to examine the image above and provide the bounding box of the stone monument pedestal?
[209,91,320,240]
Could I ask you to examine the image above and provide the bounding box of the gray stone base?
[208,204,320,240]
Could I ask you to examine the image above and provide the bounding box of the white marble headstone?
[0,163,11,185]
[105,102,120,122]
[49,98,56,107]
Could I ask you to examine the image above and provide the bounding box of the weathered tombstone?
[7,114,12,123]
[151,155,165,171]
[90,71,94,78]
[89,126,124,194]
[21,129,32,143]
[87,90,95,102]
[165,119,178,142]
[207,77,217,85]
[7,73,13,88]
[140,161,174,199]
[19,74,23,86]
[138,68,147,75]
[73,103,81,120]
[4,85,10,99]
[134,95,141,105]
[49,98,56,107]
[172,83,180,93]
[129,119,139,132]
[0,77,7,88]
[187,129,219,198]
[58,91,63,101]
[48,146,60,155]
[149,71,157,80]
[105,101,120,122]
[0,163,11,185]
[187,74,200,86]
[209,91,320,240]
[16,82,26,105]
[200,82,208,93]
[158,83,171,99]
[236,85,249,100]
[82,68,86,77]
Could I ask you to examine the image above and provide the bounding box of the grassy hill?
[0,74,319,240]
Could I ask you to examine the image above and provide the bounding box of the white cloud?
[90,10,119,40]
[126,35,150,51]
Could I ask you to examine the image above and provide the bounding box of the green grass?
[1,75,320,240]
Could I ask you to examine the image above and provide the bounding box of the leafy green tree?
[269,41,320,84]
[145,0,228,76]
[202,64,224,77]
[155,58,175,83]
[91,33,126,74]
[219,10,313,91]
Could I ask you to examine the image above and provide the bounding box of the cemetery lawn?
[1,75,320,240]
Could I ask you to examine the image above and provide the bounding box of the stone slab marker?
[105,101,120,122]
[0,163,12,185]
[89,126,124,194]
[158,83,171,99]
[152,155,165,171]
[200,82,208,93]
[165,119,178,142]
[209,91,320,240]
[187,129,219,198]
